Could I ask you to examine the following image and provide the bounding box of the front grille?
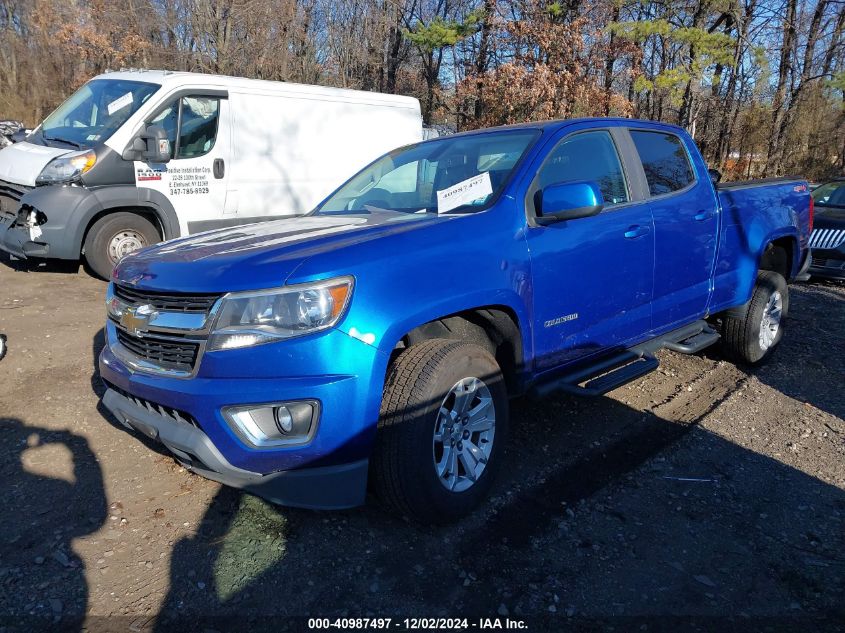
[0,179,30,218]
[809,228,845,250]
[116,328,200,372]
[114,284,221,313]
[105,380,199,428]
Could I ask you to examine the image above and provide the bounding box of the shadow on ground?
[148,391,845,631]
[0,418,108,632]
[745,281,845,420]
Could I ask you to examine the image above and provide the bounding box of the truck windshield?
[39,79,160,149]
[316,129,539,215]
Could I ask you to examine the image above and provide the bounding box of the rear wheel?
[83,212,159,280]
[721,270,788,365]
[371,339,508,523]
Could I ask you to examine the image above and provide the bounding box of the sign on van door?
[134,96,232,235]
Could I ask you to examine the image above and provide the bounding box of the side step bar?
[531,351,659,398]
[663,328,720,354]
[530,320,720,399]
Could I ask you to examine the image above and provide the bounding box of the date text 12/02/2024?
[307,618,529,630]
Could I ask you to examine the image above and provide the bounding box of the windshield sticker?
[436,172,493,214]
[107,92,134,115]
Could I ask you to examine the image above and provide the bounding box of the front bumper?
[102,388,368,509]
[98,325,389,509]
[0,213,50,259]
[808,251,845,280]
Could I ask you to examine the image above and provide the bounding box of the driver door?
[134,95,232,235]
[524,127,655,372]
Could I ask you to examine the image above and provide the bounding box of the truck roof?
[441,117,688,138]
[94,69,421,109]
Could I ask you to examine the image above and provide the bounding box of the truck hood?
[0,141,72,186]
[114,211,445,293]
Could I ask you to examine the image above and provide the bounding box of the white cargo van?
[0,70,422,278]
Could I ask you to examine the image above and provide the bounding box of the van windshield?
[315,129,539,215]
[39,79,160,149]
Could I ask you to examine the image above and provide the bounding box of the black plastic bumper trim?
[101,388,368,510]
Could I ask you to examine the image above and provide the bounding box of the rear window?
[630,130,695,196]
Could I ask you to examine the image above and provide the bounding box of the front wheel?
[721,270,789,365]
[83,212,160,280]
[371,339,509,523]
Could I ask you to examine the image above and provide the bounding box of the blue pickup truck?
[99,118,813,522]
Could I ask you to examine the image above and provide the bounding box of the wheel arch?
[758,235,797,280]
[74,187,181,256]
[388,305,526,396]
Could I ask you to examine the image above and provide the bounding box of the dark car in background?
[809,178,845,279]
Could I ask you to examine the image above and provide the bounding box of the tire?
[83,212,160,280]
[721,270,789,365]
[371,339,509,523]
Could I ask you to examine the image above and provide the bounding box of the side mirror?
[535,181,604,224]
[122,125,171,163]
[708,168,722,184]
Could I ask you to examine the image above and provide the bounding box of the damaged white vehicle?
[0,70,422,278]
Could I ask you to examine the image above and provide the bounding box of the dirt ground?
[1,255,844,632]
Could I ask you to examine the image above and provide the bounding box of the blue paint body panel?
[99,118,811,507]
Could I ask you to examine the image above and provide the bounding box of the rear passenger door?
[628,129,718,330]
[524,127,655,371]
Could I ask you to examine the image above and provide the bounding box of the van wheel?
[83,213,159,280]
[371,339,508,523]
[721,270,789,365]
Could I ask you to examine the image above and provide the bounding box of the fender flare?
[72,186,181,255]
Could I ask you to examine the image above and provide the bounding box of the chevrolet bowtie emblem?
[120,304,158,337]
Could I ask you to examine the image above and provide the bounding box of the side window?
[148,97,220,160]
[177,97,219,159]
[536,130,629,206]
[630,130,695,196]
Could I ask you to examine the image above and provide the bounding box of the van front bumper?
[0,213,50,259]
[98,327,389,509]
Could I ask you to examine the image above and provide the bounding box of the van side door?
[134,93,232,235]
[523,126,655,372]
[627,128,719,330]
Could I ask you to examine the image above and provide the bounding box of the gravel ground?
[1,256,843,632]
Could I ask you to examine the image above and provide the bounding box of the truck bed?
[709,177,811,314]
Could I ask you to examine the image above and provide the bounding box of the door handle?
[213,158,225,179]
[624,225,651,239]
[694,210,712,221]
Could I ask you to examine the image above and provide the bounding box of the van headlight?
[36,149,97,185]
[208,276,354,351]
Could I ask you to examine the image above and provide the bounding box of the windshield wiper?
[42,132,81,149]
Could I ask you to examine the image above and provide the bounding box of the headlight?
[208,276,354,351]
[36,149,97,185]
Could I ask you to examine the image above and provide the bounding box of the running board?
[531,351,659,398]
[632,320,720,356]
[529,320,720,400]
[663,327,720,354]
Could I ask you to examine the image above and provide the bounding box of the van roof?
[95,69,420,109]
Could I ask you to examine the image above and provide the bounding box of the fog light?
[275,407,293,433]
[223,400,318,447]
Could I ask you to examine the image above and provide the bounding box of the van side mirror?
[535,181,604,225]
[122,125,171,163]
[708,168,722,184]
